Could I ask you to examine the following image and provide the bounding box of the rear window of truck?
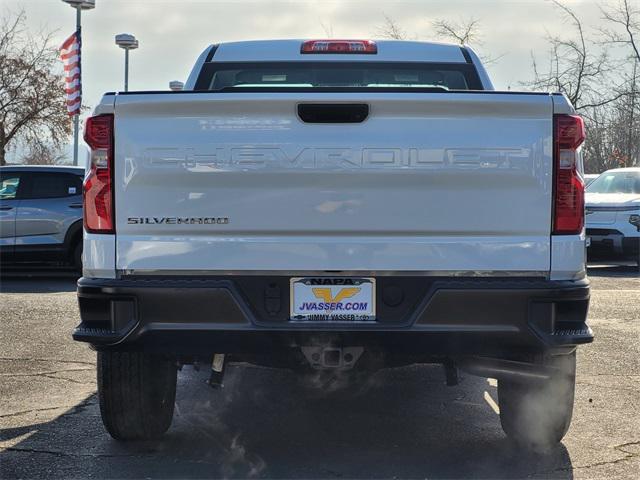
[194,62,483,92]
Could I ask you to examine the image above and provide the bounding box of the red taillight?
[301,40,377,54]
[83,114,114,234]
[553,114,586,235]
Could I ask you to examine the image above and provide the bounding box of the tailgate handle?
[297,103,369,123]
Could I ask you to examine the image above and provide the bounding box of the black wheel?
[97,351,177,441]
[72,241,82,272]
[498,351,576,449]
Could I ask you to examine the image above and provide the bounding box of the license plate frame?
[289,277,376,322]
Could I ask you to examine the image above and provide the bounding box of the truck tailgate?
[113,92,553,274]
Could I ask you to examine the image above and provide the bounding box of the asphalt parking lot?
[0,266,638,479]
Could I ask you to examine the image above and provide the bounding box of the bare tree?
[319,19,334,38]
[530,1,640,171]
[582,0,640,170]
[431,17,504,65]
[21,140,66,165]
[582,108,611,172]
[587,58,640,171]
[583,83,639,172]
[376,13,407,40]
[526,1,609,111]
[0,10,71,166]
[432,17,482,45]
[599,0,640,63]
[376,14,480,43]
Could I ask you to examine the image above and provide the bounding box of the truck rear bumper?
[74,275,592,355]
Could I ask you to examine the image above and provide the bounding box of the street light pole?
[124,48,129,92]
[115,34,139,92]
[62,0,95,166]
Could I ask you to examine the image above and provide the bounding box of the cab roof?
[184,39,481,90]
[212,39,469,63]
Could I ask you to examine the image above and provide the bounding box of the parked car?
[75,39,592,448]
[586,167,640,263]
[584,173,600,186]
[0,165,85,270]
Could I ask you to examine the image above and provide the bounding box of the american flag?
[60,30,82,116]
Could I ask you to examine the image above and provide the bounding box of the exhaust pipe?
[208,353,226,388]
[458,356,555,383]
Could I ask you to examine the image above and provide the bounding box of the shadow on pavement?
[0,364,573,479]
[586,263,640,277]
[0,275,78,293]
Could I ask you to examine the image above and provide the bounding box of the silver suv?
[0,165,85,269]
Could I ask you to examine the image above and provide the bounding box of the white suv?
[586,167,640,264]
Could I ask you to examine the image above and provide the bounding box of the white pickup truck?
[75,39,592,447]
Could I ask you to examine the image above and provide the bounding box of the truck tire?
[97,351,177,441]
[498,351,576,448]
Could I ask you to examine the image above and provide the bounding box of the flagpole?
[73,112,79,166]
[72,6,81,166]
[62,0,95,166]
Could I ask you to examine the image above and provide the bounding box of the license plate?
[290,277,376,321]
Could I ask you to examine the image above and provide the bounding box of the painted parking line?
[484,391,500,415]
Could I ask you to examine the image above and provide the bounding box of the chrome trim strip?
[119,269,548,278]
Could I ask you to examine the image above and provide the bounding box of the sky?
[1,0,621,162]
